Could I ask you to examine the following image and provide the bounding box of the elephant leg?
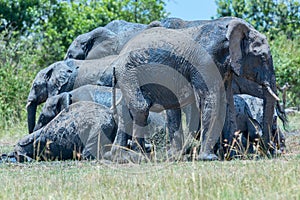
[109,103,132,162]
[13,129,52,161]
[262,92,276,155]
[183,102,200,137]
[221,78,238,159]
[192,87,220,161]
[165,109,184,160]
[166,109,183,151]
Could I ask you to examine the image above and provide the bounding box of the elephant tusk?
[26,101,31,109]
[110,96,122,110]
[265,85,280,101]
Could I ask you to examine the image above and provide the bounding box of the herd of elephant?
[1,16,287,163]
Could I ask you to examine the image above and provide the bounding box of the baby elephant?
[34,85,121,132]
[11,101,117,162]
[231,94,286,155]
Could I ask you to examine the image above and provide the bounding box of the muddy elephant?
[26,56,117,133]
[162,17,283,156]
[33,85,121,132]
[107,15,280,162]
[65,20,160,60]
[14,102,117,162]
[31,84,167,158]
[237,94,286,152]
[65,17,281,157]
[3,102,167,163]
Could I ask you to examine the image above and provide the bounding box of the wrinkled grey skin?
[65,20,160,60]
[16,102,117,161]
[237,94,286,152]
[33,85,121,132]
[109,16,279,162]
[27,56,116,133]
[66,17,280,157]
[160,17,281,155]
[233,95,263,153]
[11,101,166,162]
[33,84,167,157]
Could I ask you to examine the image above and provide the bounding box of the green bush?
[0,31,39,128]
[0,0,168,130]
[270,34,300,107]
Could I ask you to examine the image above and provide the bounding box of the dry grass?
[0,114,300,199]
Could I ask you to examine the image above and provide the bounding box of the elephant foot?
[197,153,219,161]
[104,149,146,164]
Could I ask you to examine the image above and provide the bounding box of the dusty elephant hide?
[16,102,117,161]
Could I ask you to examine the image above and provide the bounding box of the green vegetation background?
[0,0,299,131]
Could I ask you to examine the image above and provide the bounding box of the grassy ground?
[0,114,300,199]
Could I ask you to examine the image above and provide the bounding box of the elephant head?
[226,19,279,151]
[64,27,118,60]
[33,92,71,132]
[27,60,78,133]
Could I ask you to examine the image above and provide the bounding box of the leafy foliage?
[215,0,300,39]
[0,0,167,128]
[0,30,39,127]
[270,35,300,107]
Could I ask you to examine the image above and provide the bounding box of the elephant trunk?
[262,79,278,155]
[27,101,37,134]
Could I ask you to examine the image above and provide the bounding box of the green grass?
[0,114,300,199]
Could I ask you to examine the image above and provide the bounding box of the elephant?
[107,16,280,162]
[26,55,117,133]
[65,17,282,158]
[11,102,117,162]
[32,83,166,133]
[237,94,286,152]
[65,20,161,60]
[161,17,284,156]
[2,101,167,163]
[31,84,167,158]
[33,85,121,132]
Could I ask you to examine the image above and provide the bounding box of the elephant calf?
[237,94,286,152]
[11,102,117,162]
[33,85,121,131]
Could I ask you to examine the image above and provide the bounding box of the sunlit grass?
[0,113,299,199]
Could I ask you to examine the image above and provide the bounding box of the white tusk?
[26,101,31,109]
[266,86,280,101]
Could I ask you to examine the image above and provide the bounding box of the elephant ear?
[226,20,250,76]
[48,62,75,96]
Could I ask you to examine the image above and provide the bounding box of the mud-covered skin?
[33,84,166,140]
[65,20,160,60]
[16,102,117,161]
[64,18,281,157]
[109,16,280,161]
[13,102,166,162]
[237,94,286,152]
[161,17,280,155]
[27,56,117,133]
[34,85,122,131]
